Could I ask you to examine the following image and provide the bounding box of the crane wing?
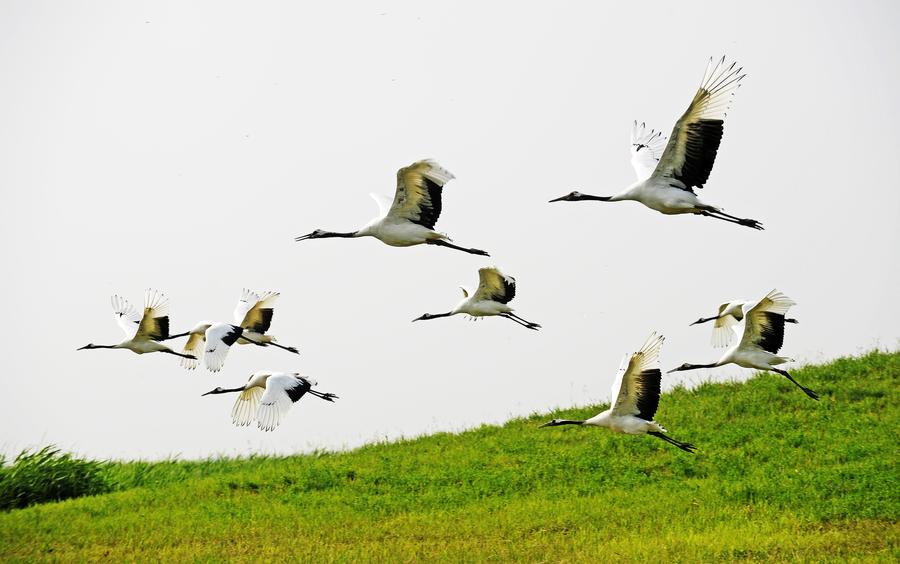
[234,289,279,334]
[739,290,796,354]
[231,386,264,427]
[134,289,170,341]
[180,332,205,370]
[203,324,242,372]
[369,193,394,218]
[711,302,740,348]
[651,57,745,191]
[474,267,516,304]
[610,332,664,420]
[256,374,312,431]
[629,121,667,181]
[387,159,454,229]
[111,295,142,339]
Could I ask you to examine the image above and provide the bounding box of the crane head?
[295,229,327,241]
[539,418,583,428]
[549,191,583,202]
[549,191,611,203]
[77,343,95,350]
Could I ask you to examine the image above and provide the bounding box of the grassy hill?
[1,351,898,561]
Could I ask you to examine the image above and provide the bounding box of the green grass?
[0,447,110,510]
[1,351,898,561]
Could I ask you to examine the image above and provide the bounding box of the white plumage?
[691,291,800,348]
[295,159,490,256]
[550,57,763,230]
[167,289,299,372]
[413,267,541,330]
[541,332,695,452]
[78,290,194,360]
[203,371,338,432]
[671,290,818,400]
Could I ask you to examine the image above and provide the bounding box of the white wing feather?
[231,387,264,427]
[203,323,239,372]
[111,295,141,339]
[233,289,260,326]
[610,332,664,417]
[180,332,205,370]
[256,374,299,431]
[370,193,394,218]
[629,121,667,181]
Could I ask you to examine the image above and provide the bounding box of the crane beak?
[548,194,569,203]
[294,232,315,241]
[411,314,428,322]
[77,344,91,350]
[538,421,553,428]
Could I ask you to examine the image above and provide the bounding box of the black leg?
[426,239,490,256]
[502,314,539,330]
[700,210,763,231]
[310,390,338,402]
[772,368,819,400]
[269,341,299,354]
[239,336,269,348]
[509,312,541,329]
[163,349,196,360]
[648,431,697,453]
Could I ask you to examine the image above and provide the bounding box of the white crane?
[412,267,541,330]
[549,57,762,230]
[78,290,195,360]
[232,289,300,353]
[295,159,489,256]
[166,289,300,372]
[691,291,799,347]
[669,290,818,400]
[167,321,258,372]
[540,332,695,453]
[202,371,338,431]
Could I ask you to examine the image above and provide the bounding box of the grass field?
[1,351,898,561]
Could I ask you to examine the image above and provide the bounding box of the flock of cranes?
[78,56,816,449]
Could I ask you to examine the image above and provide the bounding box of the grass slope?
[1,352,898,561]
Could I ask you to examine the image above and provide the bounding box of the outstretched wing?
[134,289,170,340]
[740,290,796,354]
[369,193,394,218]
[180,332,205,370]
[711,302,740,348]
[256,374,312,431]
[234,289,279,334]
[652,57,745,191]
[474,267,516,304]
[111,295,142,339]
[231,386,264,427]
[387,159,454,229]
[204,324,242,372]
[630,121,667,181]
[610,332,664,420]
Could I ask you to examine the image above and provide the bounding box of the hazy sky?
[1,1,898,460]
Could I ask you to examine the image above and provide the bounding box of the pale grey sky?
[1,1,898,460]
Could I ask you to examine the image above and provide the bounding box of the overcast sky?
[1,1,897,460]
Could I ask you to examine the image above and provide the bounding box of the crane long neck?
[203,386,246,396]
[319,231,357,238]
[686,363,720,370]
